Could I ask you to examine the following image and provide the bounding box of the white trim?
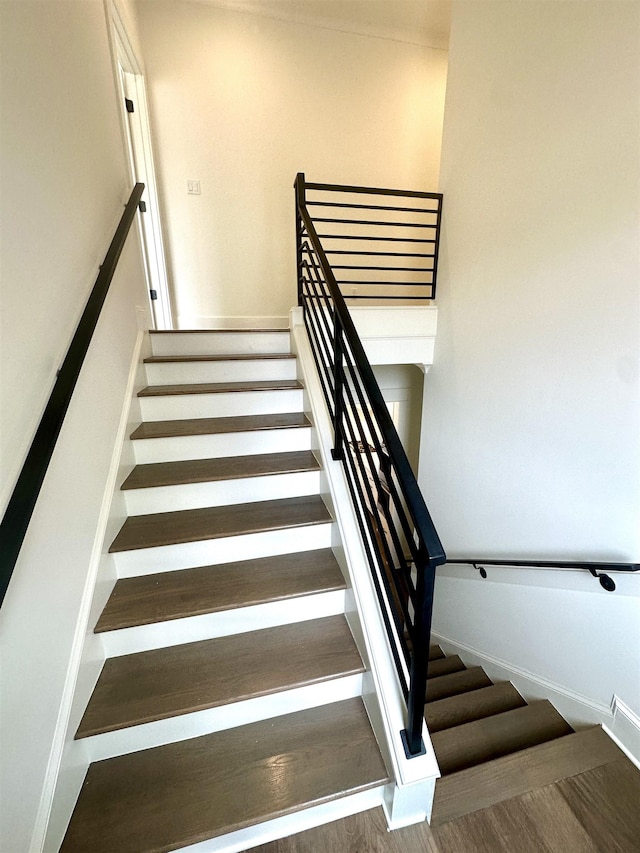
[176,314,290,330]
[432,630,613,727]
[32,330,145,853]
[83,674,364,763]
[604,696,640,769]
[106,0,174,330]
[170,786,386,853]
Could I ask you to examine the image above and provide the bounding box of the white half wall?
[0,2,149,850]
[421,0,640,754]
[135,0,448,327]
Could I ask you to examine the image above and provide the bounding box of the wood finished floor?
[109,494,331,552]
[121,450,320,490]
[95,549,345,631]
[130,412,312,441]
[61,699,390,853]
[76,615,363,737]
[253,753,640,853]
[144,353,296,363]
[137,379,302,397]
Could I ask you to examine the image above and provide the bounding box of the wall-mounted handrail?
[0,183,145,609]
[446,558,640,592]
[295,173,446,757]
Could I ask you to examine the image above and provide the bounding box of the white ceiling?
[191,0,452,49]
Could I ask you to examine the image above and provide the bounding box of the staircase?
[425,645,624,825]
[61,330,391,853]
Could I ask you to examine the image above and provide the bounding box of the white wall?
[422,0,640,755]
[135,0,448,328]
[0,2,148,849]
[422,0,640,560]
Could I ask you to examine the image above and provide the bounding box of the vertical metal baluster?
[332,314,344,461]
[295,173,306,307]
[402,549,436,757]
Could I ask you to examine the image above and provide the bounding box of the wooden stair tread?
[144,353,295,363]
[62,698,391,853]
[109,494,331,553]
[130,412,312,440]
[425,667,492,703]
[150,328,288,334]
[427,655,466,680]
[138,379,302,397]
[428,644,445,661]
[121,450,320,490]
[430,725,624,826]
[431,701,574,776]
[425,682,526,733]
[95,549,345,632]
[77,615,363,738]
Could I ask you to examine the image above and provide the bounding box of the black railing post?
[294,173,306,306]
[332,314,344,461]
[402,552,437,757]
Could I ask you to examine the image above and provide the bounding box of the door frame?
[105,0,173,329]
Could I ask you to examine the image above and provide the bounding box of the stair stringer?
[290,307,441,828]
[40,326,152,853]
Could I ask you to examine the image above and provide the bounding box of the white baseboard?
[37,328,146,853]
[432,632,609,721]
[433,631,640,767]
[604,696,640,769]
[177,314,289,330]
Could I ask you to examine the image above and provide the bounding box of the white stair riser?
[101,590,347,657]
[113,522,334,578]
[123,471,322,515]
[82,673,363,764]
[173,788,386,853]
[139,389,304,421]
[132,427,312,465]
[144,358,297,386]
[150,332,291,357]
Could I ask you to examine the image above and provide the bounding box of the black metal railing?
[295,173,446,757]
[298,177,443,302]
[0,183,145,609]
[446,558,640,592]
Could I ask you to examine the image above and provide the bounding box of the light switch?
[187,180,201,195]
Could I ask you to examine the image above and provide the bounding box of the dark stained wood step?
[427,655,466,680]
[430,725,624,826]
[138,379,302,397]
[109,494,332,553]
[62,698,391,853]
[431,701,574,776]
[95,549,345,632]
[425,682,527,734]
[425,667,492,703]
[130,412,312,441]
[77,616,363,738]
[428,644,445,661]
[144,353,295,363]
[150,328,288,334]
[121,450,320,491]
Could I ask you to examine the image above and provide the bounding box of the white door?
[108,3,173,329]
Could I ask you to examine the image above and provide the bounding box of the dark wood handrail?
[0,183,145,608]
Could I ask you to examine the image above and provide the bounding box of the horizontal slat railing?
[0,183,145,608]
[446,558,640,592]
[295,173,446,757]
[302,178,443,301]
